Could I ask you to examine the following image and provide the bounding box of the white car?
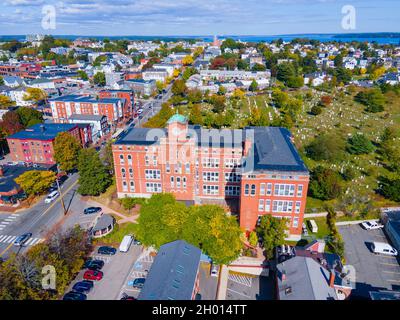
[137,109,143,114]
[44,191,59,204]
[361,221,384,230]
[371,242,398,256]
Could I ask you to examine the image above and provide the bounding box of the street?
[0,173,89,259]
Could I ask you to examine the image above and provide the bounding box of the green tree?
[171,79,188,96]
[309,166,343,200]
[347,134,375,154]
[248,231,258,247]
[355,88,385,113]
[93,72,106,87]
[256,215,288,259]
[380,177,400,202]
[54,132,82,172]
[249,79,258,92]
[77,148,112,196]
[15,170,56,196]
[189,104,203,125]
[16,107,43,127]
[306,133,345,162]
[277,63,296,84]
[310,105,322,115]
[77,70,88,81]
[287,76,304,88]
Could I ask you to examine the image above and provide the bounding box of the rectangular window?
[266,183,272,195]
[119,154,125,164]
[170,176,174,188]
[297,185,304,197]
[251,184,256,196]
[203,185,219,195]
[274,184,295,197]
[122,181,128,192]
[260,183,266,196]
[225,186,240,196]
[153,156,157,166]
[203,172,219,182]
[244,184,250,196]
[295,201,301,214]
[130,181,135,192]
[185,163,190,174]
[202,158,220,168]
[145,155,149,166]
[177,177,181,188]
[183,177,187,188]
[265,200,271,212]
[293,217,299,228]
[272,201,294,213]
[225,172,241,182]
[166,162,170,173]
[146,183,162,193]
[258,199,264,211]
[145,170,161,180]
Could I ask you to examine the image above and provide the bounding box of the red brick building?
[6,123,82,165]
[49,94,126,124]
[112,115,309,239]
[98,89,134,119]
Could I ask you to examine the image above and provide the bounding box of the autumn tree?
[54,132,82,172]
[93,72,106,86]
[23,88,47,103]
[0,111,24,135]
[182,55,194,66]
[16,107,43,127]
[15,170,56,196]
[0,95,15,108]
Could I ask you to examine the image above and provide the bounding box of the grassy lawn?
[304,217,330,239]
[93,222,138,246]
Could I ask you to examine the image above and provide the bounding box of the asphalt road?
[0,173,84,259]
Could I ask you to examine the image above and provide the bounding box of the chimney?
[329,270,336,288]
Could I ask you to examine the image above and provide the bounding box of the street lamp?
[56,164,67,215]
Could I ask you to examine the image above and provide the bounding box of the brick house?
[6,123,83,165]
[112,114,309,239]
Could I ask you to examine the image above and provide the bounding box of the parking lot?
[118,248,155,299]
[225,271,274,300]
[67,244,142,300]
[339,224,400,299]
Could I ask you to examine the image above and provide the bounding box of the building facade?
[112,115,309,238]
[6,123,82,165]
[49,94,125,124]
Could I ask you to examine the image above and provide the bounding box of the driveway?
[339,224,400,299]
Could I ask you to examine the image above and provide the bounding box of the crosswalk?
[228,273,254,287]
[0,235,45,246]
[0,214,19,231]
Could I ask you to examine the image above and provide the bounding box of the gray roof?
[138,240,201,300]
[92,214,115,232]
[69,114,106,121]
[276,256,338,300]
[115,125,308,174]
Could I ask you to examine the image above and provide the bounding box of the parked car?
[84,207,102,215]
[97,246,117,255]
[133,239,141,245]
[119,235,133,253]
[13,233,32,246]
[130,278,145,289]
[44,191,59,204]
[120,293,136,300]
[137,109,143,114]
[72,280,94,294]
[361,221,384,230]
[83,270,103,281]
[302,223,309,236]
[0,155,4,160]
[84,259,104,271]
[371,242,398,256]
[63,291,87,300]
[210,264,218,277]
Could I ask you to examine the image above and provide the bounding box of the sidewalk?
[84,198,139,224]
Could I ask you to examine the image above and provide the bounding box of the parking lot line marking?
[386,279,400,283]
[1,222,10,225]
[380,262,400,267]
[6,236,16,243]
[383,270,400,274]
[0,235,7,241]
[226,288,251,299]
[379,255,398,259]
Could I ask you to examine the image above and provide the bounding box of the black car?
[120,293,136,300]
[72,281,93,294]
[84,259,104,270]
[84,207,102,215]
[131,278,146,289]
[97,246,117,255]
[63,291,87,301]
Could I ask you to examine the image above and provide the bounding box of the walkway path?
[84,199,139,224]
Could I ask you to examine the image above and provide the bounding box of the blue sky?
[1,0,399,36]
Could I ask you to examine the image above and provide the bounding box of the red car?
[83,270,103,281]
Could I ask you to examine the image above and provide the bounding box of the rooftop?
[7,123,77,141]
[49,94,122,104]
[138,240,201,300]
[69,114,106,121]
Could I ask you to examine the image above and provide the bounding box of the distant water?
[1,33,400,45]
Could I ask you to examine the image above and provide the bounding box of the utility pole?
[56,164,67,215]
